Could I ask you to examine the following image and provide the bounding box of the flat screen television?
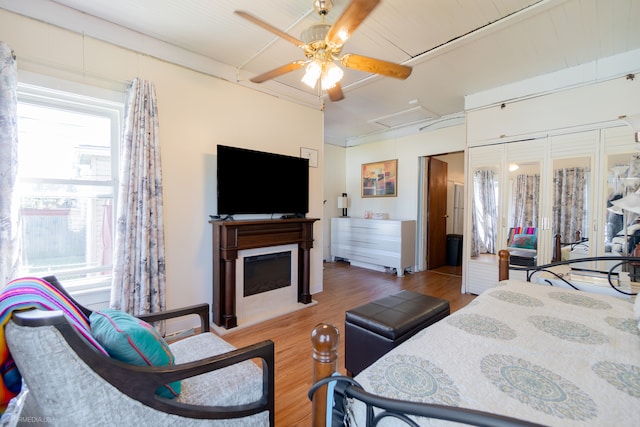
[217,144,309,216]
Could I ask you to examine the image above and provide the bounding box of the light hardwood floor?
[221,261,475,426]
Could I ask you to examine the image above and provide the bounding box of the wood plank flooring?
[221,261,475,426]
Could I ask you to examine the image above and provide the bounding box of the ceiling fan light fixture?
[237,0,410,102]
[321,62,343,90]
[301,23,331,45]
[313,0,333,16]
[302,60,322,89]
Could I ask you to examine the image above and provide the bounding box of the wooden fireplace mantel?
[210,218,319,329]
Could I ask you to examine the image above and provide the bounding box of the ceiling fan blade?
[235,11,306,48]
[250,61,307,83]
[326,0,380,47]
[341,53,412,79]
[327,83,344,102]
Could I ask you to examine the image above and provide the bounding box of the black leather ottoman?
[345,290,450,376]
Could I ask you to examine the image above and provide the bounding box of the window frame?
[16,81,124,294]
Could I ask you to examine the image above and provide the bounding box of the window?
[16,83,123,293]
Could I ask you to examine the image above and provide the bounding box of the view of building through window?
[16,87,121,292]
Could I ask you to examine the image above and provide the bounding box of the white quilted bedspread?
[352,280,640,426]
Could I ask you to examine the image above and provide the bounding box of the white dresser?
[331,217,416,277]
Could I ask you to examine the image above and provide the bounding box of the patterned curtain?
[0,42,21,285]
[553,167,588,241]
[111,78,166,326]
[470,192,480,257]
[471,169,498,257]
[511,174,540,228]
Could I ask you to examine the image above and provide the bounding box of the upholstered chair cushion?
[169,333,264,408]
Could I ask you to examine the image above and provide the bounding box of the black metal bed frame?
[508,255,640,296]
[308,255,639,426]
[308,376,545,427]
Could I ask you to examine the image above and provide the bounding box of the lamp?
[301,59,343,91]
[607,205,623,215]
[337,193,349,217]
[611,192,640,214]
[301,60,322,89]
[621,114,640,142]
[320,62,343,90]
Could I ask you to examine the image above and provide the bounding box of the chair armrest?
[92,335,275,422]
[141,340,275,422]
[136,303,210,332]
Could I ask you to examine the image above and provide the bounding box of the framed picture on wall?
[362,159,398,197]
[300,147,318,167]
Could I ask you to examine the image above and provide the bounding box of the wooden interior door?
[426,157,448,269]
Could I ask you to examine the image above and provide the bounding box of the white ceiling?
[3,0,640,146]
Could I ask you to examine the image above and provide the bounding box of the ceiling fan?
[236,0,412,102]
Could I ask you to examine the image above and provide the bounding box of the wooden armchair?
[3,276,274,426]
[505,227,538,266]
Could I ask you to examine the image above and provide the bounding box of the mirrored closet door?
[602,126,640,260]
[503,139,544,267]
[547,130,598,265]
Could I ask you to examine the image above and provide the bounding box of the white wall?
[323,144,346,260]
[0,9,325,333]
[343,126,466,222]
[320,126,465,270]
[321,128,465,267]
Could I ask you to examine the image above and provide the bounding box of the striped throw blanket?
[0,277,107,412]
[507,226,537,246]
[511,226,536,235]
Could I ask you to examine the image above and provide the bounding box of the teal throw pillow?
[90,309,180,399]
[510,233,537,250]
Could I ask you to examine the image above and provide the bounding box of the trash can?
[446,234,463,266]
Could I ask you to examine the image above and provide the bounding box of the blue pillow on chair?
[90,309,181,399]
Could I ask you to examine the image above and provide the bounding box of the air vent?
[369,106,438,129]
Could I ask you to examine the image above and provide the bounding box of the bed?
[560,222,640,264]
[309,250,640,426]
[558,237,624,270]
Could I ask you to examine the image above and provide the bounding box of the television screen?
[217,145,309,216]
